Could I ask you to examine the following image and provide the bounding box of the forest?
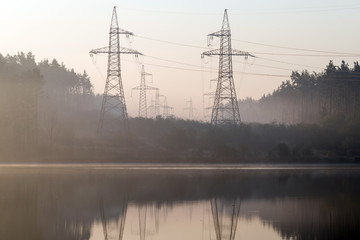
[239,60,360,124]
[0,52,101,160]
[0,52,359,163]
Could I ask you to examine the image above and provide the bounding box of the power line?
[137,54,360,76]
[134,34,357,70]
[249,52,360,57]
[122,57,290,78]
[234,59,296,71]
[119,8,221,16]
[146,55,205,69]
[137,34,360,57]
[135,34,208,49]
[229,5,360,15]
[230,2,360,12]
[232,38,360,55]
[257,56,324,70]
[147,53,295,72]
[94,42,323,73]
[119,4,360,16]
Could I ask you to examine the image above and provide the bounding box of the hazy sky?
[1,0,360,120]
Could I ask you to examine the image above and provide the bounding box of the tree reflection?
[0,170,359,240]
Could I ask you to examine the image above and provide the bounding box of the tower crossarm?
[201,49,221,57]
[201,49,254,58]
[90,46,142,56]
[232,49,255,58]
[204,91,215,96]
[117,28,134,36]
[208,30,230,37]
[161,104,173,110]
[132,85,158,90]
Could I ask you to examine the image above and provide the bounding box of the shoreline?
[1,163,360,170]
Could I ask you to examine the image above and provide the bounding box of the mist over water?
[1,8,360,240]
[0,167,359,240]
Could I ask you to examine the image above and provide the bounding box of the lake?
[0,164,359,240]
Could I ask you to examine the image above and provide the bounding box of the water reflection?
[211,199,241,240]
[98,196,127,240]
[0,168,359,240]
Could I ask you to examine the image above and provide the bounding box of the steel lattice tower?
[202,9,254,126]
[99,196,127,240]
[184,97,195,120]
[90,7,141,135]
[132,65,157,118]
[211,198,241,240]
[155,89,160,117]
[160,95,173,118]
[148,90,160,118]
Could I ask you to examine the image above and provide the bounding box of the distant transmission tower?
[148,89,160,118]
[184,97,195,120]
[202,9,254,126]
[90,7,141,135]
[132,65,157,118]
[155,89,160,117]
[160,95,173,118]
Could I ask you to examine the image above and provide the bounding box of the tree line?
[239,60,360,124]
[1,52,359,163]
[0,52,99,158]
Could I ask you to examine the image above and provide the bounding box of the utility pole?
[202,9,254,126]
[132,65,157,118]
[90,6,141,135]
[184,97,195,120]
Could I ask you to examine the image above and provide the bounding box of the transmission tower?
[184,97,195,120]
[132,65,157,118]
[160,95,173,118]
[211,198,241,240]
[203,91,215,119]
[99,196,127,240]
[201,9,254,126]
[90,6,142,135]
[155,89,160,117]
[148,89,160,118]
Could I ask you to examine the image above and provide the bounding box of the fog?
[1,169,359,240]
[1,53,360,163]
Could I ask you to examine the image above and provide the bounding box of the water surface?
[0,164,359,240]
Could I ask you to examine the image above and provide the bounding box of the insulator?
[207,36,214,47]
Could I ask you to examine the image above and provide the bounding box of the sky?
[1,0,360,120]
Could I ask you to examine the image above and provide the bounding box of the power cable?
[134,34,355,70]
[120,4,360,16]
[122,57,290,78]
[248,52,360,57]
[232,38,360,55]
[229,5,360,15]
[257,56,324,70]
[146,53,310,72]
[135,34,208,50]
